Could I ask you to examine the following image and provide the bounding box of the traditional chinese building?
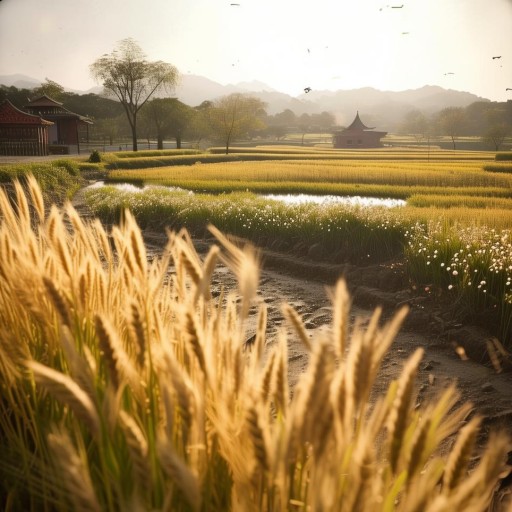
[0,99,53,156]
[332,112,387,149]
[24,95,92,153]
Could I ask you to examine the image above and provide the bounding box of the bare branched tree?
[90,38,179,151]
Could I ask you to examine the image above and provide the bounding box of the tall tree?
[141,98,195,149]
[205,94,266,154]
[90,38,179,151]
[32,78,66,101]
[483,108,510,151]
[437,107,466,150]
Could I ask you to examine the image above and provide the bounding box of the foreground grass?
[0,177,509,511]
[0,159,86,201]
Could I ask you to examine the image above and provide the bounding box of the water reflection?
[87,182,405,208]
[263,193,405,208]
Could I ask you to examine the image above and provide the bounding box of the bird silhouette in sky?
[391,4,404,8]
[492,56,502,59]
[304,87,312,93]
[444,72,455,75]
[506,88,512,91]
[401,32,409,35]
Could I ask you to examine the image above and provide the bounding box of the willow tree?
[90,38,179,151]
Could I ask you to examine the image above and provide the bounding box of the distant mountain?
[0,73,490,131]
[0,73,41,90]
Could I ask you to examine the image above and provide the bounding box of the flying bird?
[506,88,512,91]
[391,4,404,7]
[230,3,240,5]
[492,56,502,59]
[401,32,409,35]
[444,72,455,75]
[304,87,312,93]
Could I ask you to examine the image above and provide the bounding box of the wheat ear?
[387,347,424,474]
[119,410,151,490]
[158,437,202,512]
[26,174,45,223]
[443,416,482,491]
[282,303,311,352]
[47,430,101,512]
[27,360,100,438]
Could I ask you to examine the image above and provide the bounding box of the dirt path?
[141,232,512,433]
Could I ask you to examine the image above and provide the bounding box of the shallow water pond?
[88,182,405,208]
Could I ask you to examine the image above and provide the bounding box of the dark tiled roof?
[345,111,375,131]
[25,95,64,108]
[0,99,53,126]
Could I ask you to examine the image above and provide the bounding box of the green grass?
[0,160,84,201]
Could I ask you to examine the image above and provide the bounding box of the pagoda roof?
[345,111,375,131]
[0,99,53,126]
[25,95,93,124]
[25,94,64,108]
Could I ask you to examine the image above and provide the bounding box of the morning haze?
[0,0,511,102]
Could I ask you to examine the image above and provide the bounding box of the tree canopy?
[90,38,179,151]
[205,93,266,154]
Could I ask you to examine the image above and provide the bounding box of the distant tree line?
[400,102,512,150]
[1,37,510,152]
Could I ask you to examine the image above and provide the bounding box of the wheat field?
[0,176,510,511]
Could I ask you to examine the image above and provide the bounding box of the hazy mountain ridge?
[0,73,490,130]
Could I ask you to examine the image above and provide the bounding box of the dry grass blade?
[27,360,100,438]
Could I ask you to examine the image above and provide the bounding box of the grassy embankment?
[0,177,509,510]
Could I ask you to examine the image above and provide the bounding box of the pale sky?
[0,0,511,101]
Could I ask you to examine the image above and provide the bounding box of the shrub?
[0,177,510,511]
[88,149,102,163]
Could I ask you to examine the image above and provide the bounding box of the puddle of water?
[86,181,190,194]
[262,193,405,208]
[87,182,405,208]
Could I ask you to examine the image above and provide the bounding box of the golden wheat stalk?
[443,415,482,491]
[157,437,202,512]
[387,347,424,474]
[26,174,45,223]
[47,430,101,512]
[282,303,311,352]
[209,224,260,321]
[119,410,151,491]
[330,279,351,359]
[27,360,100,438]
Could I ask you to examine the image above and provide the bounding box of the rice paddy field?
[83,146,512,347]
